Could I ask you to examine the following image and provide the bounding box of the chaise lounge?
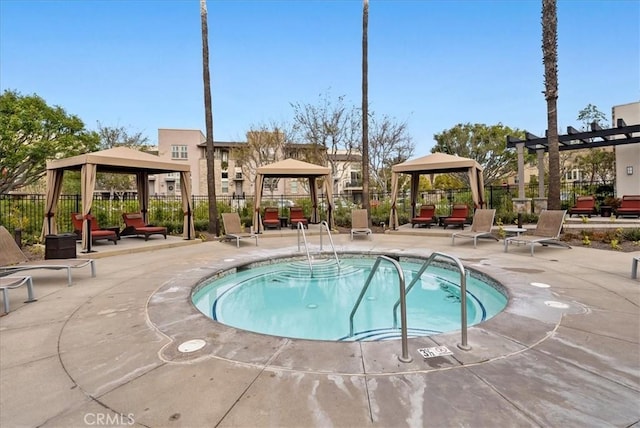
[568,195,596,218]
[221,212,258,247]
[0,226,96,286]
[411,205,436,228]
[71,213,118,245]
[289,207,308,229]
[121,213,167,241]
[442,204,469,229]
[504,209,571,256]
[262,207,281,230]
[615,195,640,218]
[451,209,498,248]
[351,209,372,240]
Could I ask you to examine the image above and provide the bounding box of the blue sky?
[1,0,638,155]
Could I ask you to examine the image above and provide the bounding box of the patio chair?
[1,275,37,314]
[615,195,640,218]
[351,209,372,240]
[262,207,281,230]
[504,210,571,256]
[451,209,498,248]
[442,204,469,229]
[221,212,258,248]
[0,226,96,286]
[568,195,596,217]
[121,213,167,241]
[289,206,308,229]
[71,213,118,245]
[411,205,436,228]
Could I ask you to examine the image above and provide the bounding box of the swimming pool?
[192,255,507,341]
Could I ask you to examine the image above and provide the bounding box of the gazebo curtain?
[180,171,195,239]
[80,163,97,251]
[310,177,319,223]
[136,172,149,224]
[252,174,264,233]
[389,171,399,230]
[41,169,65,237]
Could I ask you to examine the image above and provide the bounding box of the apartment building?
[613,101,640,196]
[155,129,331,198]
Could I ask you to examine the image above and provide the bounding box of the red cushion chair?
[122,213,167,240]
[442,205,469,229]
[411,205,436,228]
[71,213,117,245]
[263,207,281,230]
[616,195,640,218]
[568,195,596,217]
[289,207,308,229]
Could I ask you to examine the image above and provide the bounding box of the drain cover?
[178,339,206,353]
[544,301,569,309]
[530,282,551,288]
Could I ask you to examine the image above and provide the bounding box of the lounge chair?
[221,212,258,248]
[411,205,436,228]
[121,213,167,240]
[1,275,36,314]
[504,210,571,256]
[351,209,372,240]
[442,204,469,229]
[71,213,118,245]
[289,207,308,229]
[615,195,640,218]
[0,226,95,286]
[451,209,498,248]
[568,195,596,217]
[262,207,281,230]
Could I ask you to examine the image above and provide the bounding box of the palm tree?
[361,0,370,215]
[542,0,560,210]
[200,0,219,235]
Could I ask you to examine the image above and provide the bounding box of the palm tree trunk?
[542,0,560,210]
[361,0,370,216]
[200,0,219,235]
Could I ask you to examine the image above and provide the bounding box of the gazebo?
[252,159,333,233]
[42,147,195,251]
[389,152,485,230]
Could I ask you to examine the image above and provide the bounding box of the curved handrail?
[349,255,411,363]
[319,220,340,267]
[296,222,313,274]
[392,251,470,351]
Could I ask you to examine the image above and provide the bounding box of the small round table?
[503,227,527,237]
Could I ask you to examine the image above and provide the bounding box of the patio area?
[0,228,638,427]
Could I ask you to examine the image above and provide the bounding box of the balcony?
[344,180,363,189]
[234,173,244,181]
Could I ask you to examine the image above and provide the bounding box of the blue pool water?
[192,257,507,341]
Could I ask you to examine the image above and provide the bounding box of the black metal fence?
[0,180,615,239]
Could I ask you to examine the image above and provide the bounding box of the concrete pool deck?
[1,229,638,427]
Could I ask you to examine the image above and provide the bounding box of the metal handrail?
[319,220,340,267]
[392,251,470,351]
[296,222,313,274]
[349,255,412,363]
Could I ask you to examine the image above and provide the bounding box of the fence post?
[13,228,22,248]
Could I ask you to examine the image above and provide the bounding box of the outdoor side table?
[503,227,527,237]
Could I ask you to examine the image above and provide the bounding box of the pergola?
[388,152,485,230]
[252,158,333,233]
[506,119,640,199]
[42,147,195,251]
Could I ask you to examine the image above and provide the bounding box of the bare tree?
[200,0,219,235]
[290,92,360,191]
[542,0,560,209]
[367,113,414,192]
[361,0,370,214]
[232,124,289,196]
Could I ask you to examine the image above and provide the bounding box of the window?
[221,150,229,163]
[291,180,298,194]
[221,171,228,193]
[171,145,188,160]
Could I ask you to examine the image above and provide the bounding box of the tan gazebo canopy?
[252,158,333,233]
[42,147,195,250]
[389,152,485,229]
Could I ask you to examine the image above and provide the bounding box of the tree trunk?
[361,0,370,218]
[542,0,560,210]
[201,0,219,235]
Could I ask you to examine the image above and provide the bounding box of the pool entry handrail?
[349,255,412,363]
[296,222,313,274]
[319,221,340,267]
[391,252,470,351]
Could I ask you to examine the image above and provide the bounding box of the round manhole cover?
[178,339,206,353]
